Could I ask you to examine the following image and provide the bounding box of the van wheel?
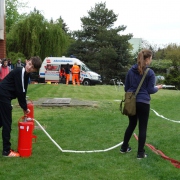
[83,79,91,86]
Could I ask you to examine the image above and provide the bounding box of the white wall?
[0,0,5,40]
[128,38,142,54]
[0,0,5,30]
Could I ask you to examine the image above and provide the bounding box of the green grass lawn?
[0,84,180,180]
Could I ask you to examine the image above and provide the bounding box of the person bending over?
[0,56,42,157]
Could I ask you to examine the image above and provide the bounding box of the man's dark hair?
[30,56,42,70]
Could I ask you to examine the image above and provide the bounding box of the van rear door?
[45,64,60,83]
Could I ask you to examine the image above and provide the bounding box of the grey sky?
[25,0,180,47]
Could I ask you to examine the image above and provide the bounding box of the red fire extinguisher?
[17,116,37,157]
[26,99,35,129]
[27,100,34,118]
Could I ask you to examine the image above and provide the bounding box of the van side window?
[82,65,86,72]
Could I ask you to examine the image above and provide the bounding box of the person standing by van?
[8,59,14,70]
[60,67,66,78]
[0,56,42,157]
[71,62,80,85]
[0,59,11,82]
[120,49,162,159]
[15,59,24,68]
[65,63,71,85]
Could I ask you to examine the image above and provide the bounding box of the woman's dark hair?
[137,49,152,75]
[1,58,8,67]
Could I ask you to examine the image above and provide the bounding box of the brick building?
[0,30,6,59]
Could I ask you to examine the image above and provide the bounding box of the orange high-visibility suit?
[71,63,80,85]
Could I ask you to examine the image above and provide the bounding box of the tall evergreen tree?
[55,16,69,33]
[68,2,132,82]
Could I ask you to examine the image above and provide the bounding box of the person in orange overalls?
[71,62,80,85]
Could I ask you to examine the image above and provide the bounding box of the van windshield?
[82,64,91,72]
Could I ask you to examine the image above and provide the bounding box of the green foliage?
[68,2,133,83]
[165,44,180,66]
[55,16,69,33]
[155,48,166,60]
[6,9,72,60]
[155,44,180,88]
[5,1,73,60]
[165,66,180,89]
[155,44,180,64]
[5,0,20,33]
[5,0,28,33]
[6,51,25,64]
[150,59,172,74]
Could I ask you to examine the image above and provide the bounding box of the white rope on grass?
[34,109,179,153]
[34,119,63,151]
[151,109,180,123]
[62,142,123,153]
[34,119,123,153]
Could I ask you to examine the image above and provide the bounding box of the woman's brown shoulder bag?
[120,68,149,116]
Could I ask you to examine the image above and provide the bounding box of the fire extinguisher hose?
[34,119,63,152]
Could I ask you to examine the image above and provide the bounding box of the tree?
[5,1,73,62]
[156,43,180,88]
[5,0,27,33]
[68,2,132,83]
[55,16,69,33]
[6,9,72,60]
[165,44,180,65]
[141,39,158,59]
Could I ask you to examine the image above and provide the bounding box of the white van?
[39,56,102,85]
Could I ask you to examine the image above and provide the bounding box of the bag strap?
[135,68,150,96]
[120,98,124,113]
